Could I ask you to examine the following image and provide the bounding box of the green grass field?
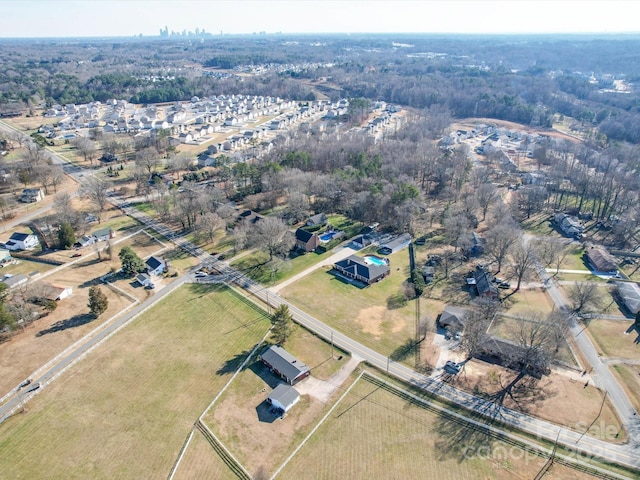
[278,374,602,480]
[0,284,270,479]
[281,249,419,361]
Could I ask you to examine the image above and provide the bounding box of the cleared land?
[278,374,602,480]
[0,284,270,479]
[587,319,640,360]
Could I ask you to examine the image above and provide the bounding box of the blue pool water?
[320,231,337,242]
[364,255,388,266]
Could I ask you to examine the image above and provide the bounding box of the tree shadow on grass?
[36,313,95,336]
[215,348,254,376]
[389,338,417,362]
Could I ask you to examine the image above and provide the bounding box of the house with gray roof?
[334,255,390,285]
[378,233,412,255]
[260,345,310,385]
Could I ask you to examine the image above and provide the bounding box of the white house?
[145,256,166,276]
[5,232,39,251]
[92,227,115,242]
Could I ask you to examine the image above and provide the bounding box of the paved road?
[531,241,640,451]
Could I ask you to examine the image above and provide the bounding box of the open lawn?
[232,248,333,285]
[501,287,555,317]
[281,249,422,362]
[279,374,603,480]
[0,284,271,479]
[0,257,56,277]
[611,364,640,414]
[587,319,640,360]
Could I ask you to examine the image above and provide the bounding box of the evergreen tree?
[270,304,293,345]
[88,286,108,317]
[118,246,145,276]
[58,222,76,249]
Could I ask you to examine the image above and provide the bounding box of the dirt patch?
[356,305,385,337]
[206,364,329,476]
[453,359,624,442]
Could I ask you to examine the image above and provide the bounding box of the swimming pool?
[320,231,338,242]
[364,255,388,266]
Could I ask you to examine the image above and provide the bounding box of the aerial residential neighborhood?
[1,3,640,479]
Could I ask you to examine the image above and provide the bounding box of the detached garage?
[266,384,300,413]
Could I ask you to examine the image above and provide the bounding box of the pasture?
[278,374,603,480]
[0,284,270,479]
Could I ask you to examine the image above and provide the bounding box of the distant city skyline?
[2,0,639,38]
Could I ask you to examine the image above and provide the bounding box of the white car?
[195,272,208,278]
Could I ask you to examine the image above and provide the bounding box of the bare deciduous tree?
[485,220,521,273]
[72,137,97,164]
[248,216,295,261]
[509,242,536,292]
[567,282,604,314]
[81,176,110,222]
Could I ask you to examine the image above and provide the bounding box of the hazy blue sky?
[2,0,638,38]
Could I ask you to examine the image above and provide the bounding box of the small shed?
[136,272,152,287]
[41,283,73,301]
[266,384,300,413]
[0,249,11,262]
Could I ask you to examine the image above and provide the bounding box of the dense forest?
[3,33,640,142]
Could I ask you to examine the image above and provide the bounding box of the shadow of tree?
[387,293,408,309]
[36,314,95,336]
[215,349,254,376]
[390,338,417,362]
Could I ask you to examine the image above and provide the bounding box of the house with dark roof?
[295,228,320,253]
[239,210,263,225]
[437,306,469,333]
[305,213,328,227]
[21,188,44,203]
[475,336,547,377]
[334,255,390,285]
[266,383,300,413]
[378,233,412,255]
[462,232,484,257]
[260,345,310,385]
[5,232,39,251]
[472,266,499,299]
[553,213,583,238]
[145,256,166,276]
[585,247,618,274]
